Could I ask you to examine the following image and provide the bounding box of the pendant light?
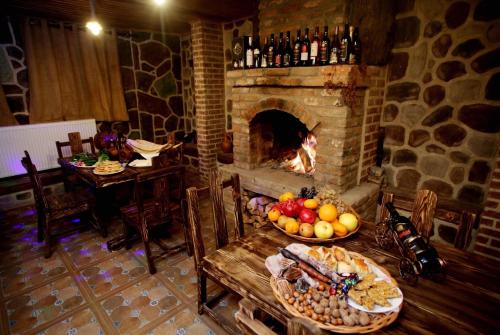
[86,0,102,36]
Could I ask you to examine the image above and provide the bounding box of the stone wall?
[381,0,500,206]
[0,17,29,124]
[117,30,184,143]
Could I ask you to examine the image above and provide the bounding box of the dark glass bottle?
[245,36,254,69]
[339,24,350,64]
[292,29,301,66]
[261,36,268,68]
[275,32,284,67]
[283,31,292,67]
[329,26,340,64]
[348,26,356,64]
[300,28,310,66]
[267,33,275,68]
[253,35,261,68]
[351,27,361,64]
[319,26,330,65]
[310,26,320,65]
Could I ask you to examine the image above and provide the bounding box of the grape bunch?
[299,187,318,199]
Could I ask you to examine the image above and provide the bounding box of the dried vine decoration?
[323,64,367,109]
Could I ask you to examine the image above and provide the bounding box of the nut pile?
[284,284,371,326]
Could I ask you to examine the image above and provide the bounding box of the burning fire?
[285,133,317,175]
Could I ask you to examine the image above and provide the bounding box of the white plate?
[92,167,125,175]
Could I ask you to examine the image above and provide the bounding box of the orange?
[318,204,338,222]
[285,219,300,234]
[333,221,348,237]
[279,192,295,203]
[304,199,319,209]
[268,208,281,222]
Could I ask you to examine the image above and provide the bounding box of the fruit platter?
[266,244,402,333]
[268,187,361,243]
[70,152,98,167]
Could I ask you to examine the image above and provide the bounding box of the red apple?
[295,198,306,210]
[299,208,317,224]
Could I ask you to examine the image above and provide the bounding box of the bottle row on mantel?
[231,24,361,70]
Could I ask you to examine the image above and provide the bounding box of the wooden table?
[204,224,500,334]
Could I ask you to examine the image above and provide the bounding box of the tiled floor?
[0,194,241,334]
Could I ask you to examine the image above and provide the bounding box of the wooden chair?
[185,170,244,333]
[21,150,95,258]
[120,162,188,274]
[380,189,476,249]
[55,132,96,159]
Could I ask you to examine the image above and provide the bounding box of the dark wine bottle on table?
[253,35,261,68]
[329,26,340,64]
[267,33,275,68]
[339,24,350,64]
[310,26,320,65]
[319,25,330,65]
[352,27,361,64]
[283,31,292,67]
[275,32,284,67]
[300,28,310,66]
[292,29,301,67]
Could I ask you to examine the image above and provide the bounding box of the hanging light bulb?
[86,0,102,36]
[153,0,167,5]
[86,20,102,36]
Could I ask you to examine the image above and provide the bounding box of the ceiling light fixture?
[86,0,102,36]
[153,0,167,6]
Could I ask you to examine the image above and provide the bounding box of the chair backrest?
[287,317,321,335]
[21,150,48,211]
[56,133,96,159]
[134,164,185,222]
[454,211,476,250]
[186,171,244,269]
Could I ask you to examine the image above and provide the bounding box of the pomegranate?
[299,208,317,224]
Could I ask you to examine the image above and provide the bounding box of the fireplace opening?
[250,110,317,175]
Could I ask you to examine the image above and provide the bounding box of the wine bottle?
[339,24,350,64]
[245,36,254,69]
[275,32,284,68]
[348,26,356,64]
[319,25,330,65]
[261,36,268,68]
[352,27,361,64]
[253,35,261,68]
[310,26,320,65]
[329,26,340,64]
[300,28,310,66]
[292,29,301,67]
[283,31,292,67]
[267,33,275,68]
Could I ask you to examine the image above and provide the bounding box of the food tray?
[270,251,401,333]
[271,206,362,244]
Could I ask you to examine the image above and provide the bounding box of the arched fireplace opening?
[249,109,316,175]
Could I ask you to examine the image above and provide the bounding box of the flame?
[286,133,317,175]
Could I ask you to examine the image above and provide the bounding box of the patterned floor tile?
[80,252,147,298]
[211,293,241,326]
[35,308,104,335]
[101,276,181,334]
[1,253,67,297]
[62,236,113,269]
[145,307,216,335]
[4,276,85,335]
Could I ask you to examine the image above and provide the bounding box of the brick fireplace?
[219,65,387,221]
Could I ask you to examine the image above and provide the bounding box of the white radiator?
[0,119,97,178]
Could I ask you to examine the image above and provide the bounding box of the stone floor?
[0,184,243,335]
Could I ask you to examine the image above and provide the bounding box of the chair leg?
[198,269,207,315]
[181,200,193,257]
[122,219,133,250]
[140,226,156,275]
[44,216,52,258]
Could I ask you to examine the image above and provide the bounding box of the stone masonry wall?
[0,17,29,124]
[191,21,225,177]
[181,33,195,134]
[258,0,347,39]
[381,0,500,206]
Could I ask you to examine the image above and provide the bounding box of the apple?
[314,221,334,239]
[338,213,358,232]
[277,215,290,229]
[281,199,301,217]
[299,208,317,224]
[299,223,314,238]
[295,198,306,210]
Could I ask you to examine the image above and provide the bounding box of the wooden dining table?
[203,223,500,334]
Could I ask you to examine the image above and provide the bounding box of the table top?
[203,224,500,334]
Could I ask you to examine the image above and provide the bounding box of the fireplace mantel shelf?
[226,65,370,88]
